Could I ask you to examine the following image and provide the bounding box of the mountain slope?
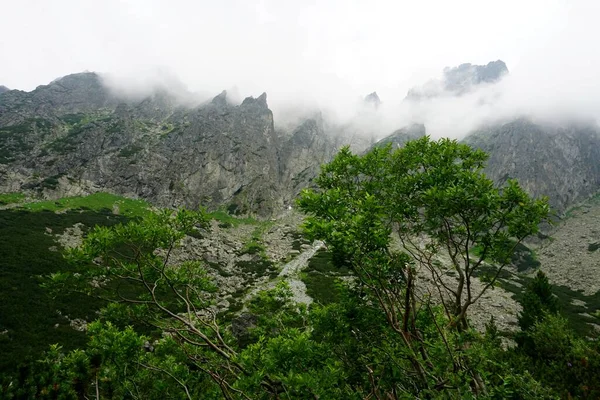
[0,73,363,215]
[464,118,600,213]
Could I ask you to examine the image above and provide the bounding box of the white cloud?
[2,0,599,138]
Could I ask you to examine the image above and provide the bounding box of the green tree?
[518,270,559,332]
[298,137,549,329]
[297,136,549,395]
[5,138,558,399]
[44,208,278,398]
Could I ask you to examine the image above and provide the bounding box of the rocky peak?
[0,72,115,120]
[463,118,600,213]
[0,85,9,95]
[241,92,268,109]
[443,60,508,93]
[364,92,381,109]
[47,72,103,89]
[211,90,228,107]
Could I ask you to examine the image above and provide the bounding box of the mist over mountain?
[406,60,508,100]
[4,3,600,396]
[0,72,374,216]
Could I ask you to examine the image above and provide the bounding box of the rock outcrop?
[364,92,381,109]
[371,123,426,149]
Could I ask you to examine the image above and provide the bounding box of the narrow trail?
[244,240,325,307]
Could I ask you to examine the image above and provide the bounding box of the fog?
[2,0,600,138]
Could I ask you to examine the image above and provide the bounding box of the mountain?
[406,60,508,100]
[464,118,600,213]
[0,86,9,95]
[364,92,381,109]
[3,65,600,217]
[0,73,367,216]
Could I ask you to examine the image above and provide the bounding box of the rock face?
[0,73,367,216]
[4,67,600,217]
[0,86,9,95]
[364,92,381,109]
[443,60,508,93]
[277,114,371,201]
[464,118,600,213]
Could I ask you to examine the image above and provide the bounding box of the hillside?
[0,73,368,216]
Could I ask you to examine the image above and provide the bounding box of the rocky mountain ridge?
[3,64,600,216]
[0,72,369,216]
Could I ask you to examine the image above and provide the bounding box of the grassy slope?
[0,193,151,371]
[18,192,151,217]
[0,193,272,370]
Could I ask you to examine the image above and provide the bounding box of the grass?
[236,259,278,279]
[19,193,151,218]
[241,240,265,255]
[0,192,25,205]
[302,272,341,305]
[0,208,129,372]
[208,209,258,227]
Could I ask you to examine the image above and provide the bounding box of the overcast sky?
[1,0,599,135]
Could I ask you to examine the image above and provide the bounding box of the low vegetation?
[0,208,128,370]
[19,192,151,218]
[0,192,25,205]
[1,138,599,399]
[208,208,259,227]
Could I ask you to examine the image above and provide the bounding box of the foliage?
[300,250,349,305]
[0,208,127,371]
[0,192,25,205]
[518,270,559,332]
[296,136,549,394]
[519,315,600,398]
[298,137,549,328]
[5,139,600,399]
[208,209,259,227]
[19,192,151,218]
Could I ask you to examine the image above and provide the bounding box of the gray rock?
[0,73,370,216]
[464,118,600,214]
